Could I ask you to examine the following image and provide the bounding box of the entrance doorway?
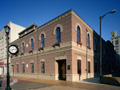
[57,60,66,80]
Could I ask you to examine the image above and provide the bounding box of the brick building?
[11,9,119,81]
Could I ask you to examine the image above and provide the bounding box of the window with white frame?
[77,60,81,74]
[31,63,34,73]
[41,34,45,47]
[41,61,45,73]
[56,27,61,43]
[87,34,90,47]
[77,26,81,42]
[17,64,19,73]
[31,38,34,50]
[23,64,25,73]
[88,61,90,73]
[22,42,25,53]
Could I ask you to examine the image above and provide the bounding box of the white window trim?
[53,24,63,35]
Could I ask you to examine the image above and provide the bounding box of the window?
[87,34,90,47]
[103,64,106,72]
[23,64,25,73]
[77,26,81,42]
[3,67,4,73]
[103,45,106,54]
[17,64,19,73]
[31,63,34,73]
[111,41,113,44]
[94,39,97,51]
[115,40,119,45]
[95,62,97,73]
[41,62,45,73]
[41,34,45,47]
[88,61,90,73]
[22,42,25,53]
[116,51,119,53]
[77,60,81,74]
[56,27,61,43]
[31,38,34,50]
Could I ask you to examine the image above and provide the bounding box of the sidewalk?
[1,76,120,90]
[77,77,100,84]
[12,76,120,90]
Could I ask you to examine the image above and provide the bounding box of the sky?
[0,0,120,41]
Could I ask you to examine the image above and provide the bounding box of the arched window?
[87,34,90,47]
[77,26,81,42]
[56,27,61,43]
[31,38,34,50]
[41,34,45,47]
[22,42,25,53]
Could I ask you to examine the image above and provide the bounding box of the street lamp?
[4,25,11,90]
[99,9,116,79]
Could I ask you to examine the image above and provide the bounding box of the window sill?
[87,46,91,49]
[77,42,82,45]
[29,50,33,53]
[15,54,18,57]
[20,53,24,56]
[38,47,44,51]
[52,42,61,48]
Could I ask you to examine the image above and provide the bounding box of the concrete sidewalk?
[33,86,86,90]
[11,76,120,90]
[77,77,100,84]
[1,76,120,90]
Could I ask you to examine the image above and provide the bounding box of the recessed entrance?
[57,60,66,80]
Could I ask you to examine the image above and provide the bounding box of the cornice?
[36,9,72,31]
[11,9,95,45]
[71,10,93,32]
[11,10,73,44]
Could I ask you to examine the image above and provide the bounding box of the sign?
[54,51,67,57]
[0,62,4,65]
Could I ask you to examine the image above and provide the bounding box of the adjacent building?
[10,10,120,81]
[0,21,25,75]
[111,31,120,55]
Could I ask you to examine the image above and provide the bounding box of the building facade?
[0,21,25,75]
[11,10,119,81]
[111,31,120,55]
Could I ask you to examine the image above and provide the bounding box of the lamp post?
[4,25,11,90]
[99,9,116,79]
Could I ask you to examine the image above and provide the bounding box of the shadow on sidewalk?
[81,77,100,84]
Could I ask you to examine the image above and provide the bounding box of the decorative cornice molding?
[37,10,72,31]
[71,10,93,32]
[11,9,94,46]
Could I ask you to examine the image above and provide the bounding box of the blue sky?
[0,0,120,41]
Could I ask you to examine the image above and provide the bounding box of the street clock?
[8,45,19,55]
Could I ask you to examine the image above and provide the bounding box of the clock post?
[4,25,11,90]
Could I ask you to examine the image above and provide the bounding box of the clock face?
[8,45,19,55]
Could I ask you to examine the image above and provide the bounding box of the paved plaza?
[0,76,120,90]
